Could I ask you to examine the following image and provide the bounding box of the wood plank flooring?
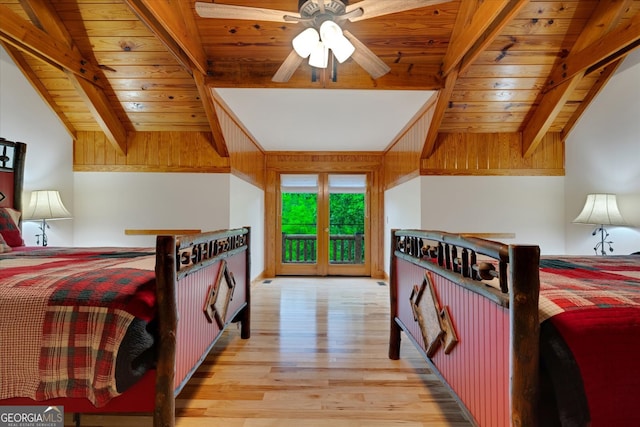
[66,278,471,427]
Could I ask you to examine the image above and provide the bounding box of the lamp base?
[35,219,49,247]
[592,225,614,255]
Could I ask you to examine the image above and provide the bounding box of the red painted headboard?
[0,138,27,217]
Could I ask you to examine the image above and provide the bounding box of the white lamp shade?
[308,41,329,68]
[292,28,319,58]
[573,193,627,226]
[23,190,72,221]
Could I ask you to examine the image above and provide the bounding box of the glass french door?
[277,173,369,276]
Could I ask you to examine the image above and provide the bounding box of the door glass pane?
[328,174,366,265]
[281,174,318,264]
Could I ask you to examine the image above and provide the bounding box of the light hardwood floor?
[67,278,471,427]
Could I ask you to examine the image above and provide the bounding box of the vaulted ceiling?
[1,0,639,158]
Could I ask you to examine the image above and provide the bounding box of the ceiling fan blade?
[346,0,452,22]
[310,0,326,13]
[272,50,305,83]
[195,2,300,23]
[343,30,390,79]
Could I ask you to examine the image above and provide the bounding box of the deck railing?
[282,233,364,264]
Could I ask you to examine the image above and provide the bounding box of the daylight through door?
[277,173,369,276]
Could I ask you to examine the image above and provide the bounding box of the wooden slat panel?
[73,131,229,172]
[394,259,510,427]
[383,100,434,189]
[421,132,564,176]
[213,101,266,189]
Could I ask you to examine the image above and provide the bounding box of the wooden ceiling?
[1,0,639,159]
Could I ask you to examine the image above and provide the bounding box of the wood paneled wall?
[214,102,266,189]
[382,102,565,190]
[422,132,564,176]
[73,124,266,188]
[73,131,230,172]
[383,101,434,189]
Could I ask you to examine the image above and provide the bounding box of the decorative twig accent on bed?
[393,229,511,306]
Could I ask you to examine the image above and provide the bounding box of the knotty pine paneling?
[73,131,230,173]
[266,152,384,172]
[383,101,434,189]
[214,102,266,189]
[422,132,564,176]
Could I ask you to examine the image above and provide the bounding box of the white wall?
[73,172,231,247]
[230,174,265,279]
[420,176,566,255]
[565,49,640,255]
[384,177,422,273]
[1,47,74,246]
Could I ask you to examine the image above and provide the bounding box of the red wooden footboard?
[389,230,540,427]
[155,228,251,427]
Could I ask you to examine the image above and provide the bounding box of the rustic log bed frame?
[389,229,540,427]
[1,138,251,427]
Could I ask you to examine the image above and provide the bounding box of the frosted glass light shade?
[573,194,627,226]
[319,20,355,63]
[23,190,72,221]
[308,41,329,68]
[292,28,320,58]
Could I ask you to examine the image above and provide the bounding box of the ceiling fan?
[195,0,451,83]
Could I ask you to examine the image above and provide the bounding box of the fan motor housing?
[299,1,347,21]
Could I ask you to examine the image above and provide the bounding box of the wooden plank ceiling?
[1,0,639,159]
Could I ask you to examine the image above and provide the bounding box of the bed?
[388,229,640,427]
[0,137,251,427]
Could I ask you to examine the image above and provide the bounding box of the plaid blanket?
[537,255,640,425]
[0,247,156,407]
[538,255,640,321]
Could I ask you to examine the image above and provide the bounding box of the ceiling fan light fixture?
[319,20,354,63]
[308,41,329,69]
[330,36,355,63]
[292,28,320,58]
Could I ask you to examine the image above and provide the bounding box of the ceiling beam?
[12,0,127,155]
[0,4,101,86]
[421,67,458,158]
[544,11,640,92]
[522,0,633,157]
[440,0,509,77]
[123,0,229,157]
[458,0,530,76]
[123,0,208,76]
[194,72,229,157]
[423,0,506,158]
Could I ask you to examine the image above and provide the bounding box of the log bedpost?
[154,235,178,427]
[509,244,540,427]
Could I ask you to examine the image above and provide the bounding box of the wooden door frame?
[264,152,385,279]
[274,172,371,276]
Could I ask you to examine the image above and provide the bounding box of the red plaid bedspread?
[0,247,156,407]
[538,255,640,425]
[538,255,640,321]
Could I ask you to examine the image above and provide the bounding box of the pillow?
[4,207,20,225]
[0,232,12,253]
[0,207,24,247]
